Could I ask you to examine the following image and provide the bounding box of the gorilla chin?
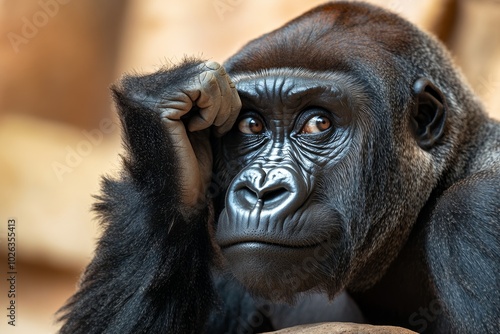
[222,241,337,301]
[216,205,346,301]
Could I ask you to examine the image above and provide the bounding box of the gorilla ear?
[411,78,447,150]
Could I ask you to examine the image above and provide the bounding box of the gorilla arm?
[426,168,500,333]
[57,60,240,334]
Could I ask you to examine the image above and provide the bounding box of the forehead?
[233,68,346,94]
[231,68,367,114]
[236,74,333,99]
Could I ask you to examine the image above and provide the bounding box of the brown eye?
[238,117,264,134]
[301,115,332,134]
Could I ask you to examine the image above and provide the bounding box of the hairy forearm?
[58,65,216,334]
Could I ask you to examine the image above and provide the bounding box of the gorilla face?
[212,65,448,299]
[214,69,369,299]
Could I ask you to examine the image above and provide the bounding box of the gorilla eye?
[300,115,332,134]
[238,117,264,135]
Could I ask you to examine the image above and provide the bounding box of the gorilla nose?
[227,166,308,215]
[242,182,289,206]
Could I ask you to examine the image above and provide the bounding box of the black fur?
[59,61,218,334]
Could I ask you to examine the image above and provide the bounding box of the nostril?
[241,187,258,201]
[237,185,289,206]
[260,187,289,203]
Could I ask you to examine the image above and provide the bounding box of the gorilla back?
[58,2,500,334]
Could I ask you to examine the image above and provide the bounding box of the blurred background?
[0,0,498,332]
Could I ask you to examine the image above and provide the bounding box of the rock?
[266,322,417,334]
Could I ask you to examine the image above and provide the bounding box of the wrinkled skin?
[214,70,364,298]
[58,2,500,334]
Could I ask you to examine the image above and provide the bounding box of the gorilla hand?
[117,60,241,209]
[58,60,241,334]
[158,61,241,208]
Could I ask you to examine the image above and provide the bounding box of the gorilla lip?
[220,240,325,250]
[218,228,331,249]
[216,199,345,250]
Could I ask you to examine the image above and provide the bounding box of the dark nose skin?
[227,165,309,219]
[238,167,290,205]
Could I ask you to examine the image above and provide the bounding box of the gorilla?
[58,2,500,333]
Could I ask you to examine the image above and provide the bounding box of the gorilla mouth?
[220,240,335,299]
[215,203,344,250]
[221,241,326,260]
[220,239,324,250]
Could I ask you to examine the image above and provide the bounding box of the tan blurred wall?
[0,0,128,128]
[116,0,452,72]
[450,0,500,118]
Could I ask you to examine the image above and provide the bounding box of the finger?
[187,70,221,132]
[158,92,196,120]
[203,60,221,71]
[213,76,241,136]
[212,65,232,127]
[161,118,202,206]
[197,61,232,128]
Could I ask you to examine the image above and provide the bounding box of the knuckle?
[200,71,217,87]
[204,61,226,79]
[217,66,227,77]
[199,70,209,82]
[204,61,221,71]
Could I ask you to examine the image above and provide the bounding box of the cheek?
[313,154,366,233]
[220,131,270,163]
